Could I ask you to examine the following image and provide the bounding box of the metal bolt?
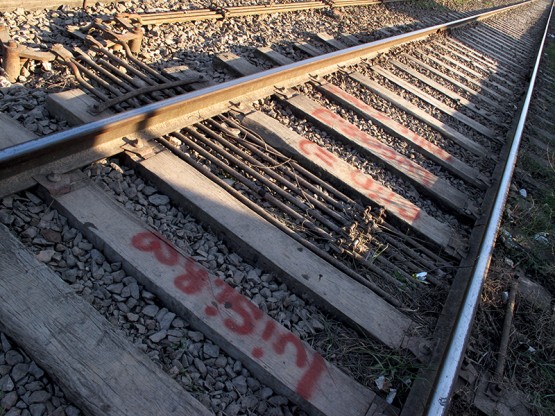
[47,172,62,183]
[460,357,470,370]
[488,382,503,397]
[419,343,432,356]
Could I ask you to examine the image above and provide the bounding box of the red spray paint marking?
[311,107,436,188]
[322,84,453,162]
[132,231,179,266]
[131,231,326,400]
[350,170,421,223]
[299,139,337,168]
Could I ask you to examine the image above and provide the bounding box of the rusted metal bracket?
[473,372,531,416]
[401,335,433,363]
[67,19,143,54]
[458,356,479,385]
[0,25,56,82]
[228,101,253,115]
[122,138,162,161]
[51,44,114,109]
[273,86,296,99]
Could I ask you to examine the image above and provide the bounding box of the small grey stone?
[193,358,207,376]
[159,312,176,330]
[1,391,18,408]
[214,356,227,368]
[107,283,123,294]
[224,403,241,416]
[112,270,126,282]
[28,390,51,404]
[4,407,22,416]
[78,242,93,251]
[203,343,220,359]
[5,351,23,366]
[246,377,260,391]
[29,403,45,416]
[49,407,65,416]
[256,402,268,414]
[89,249,105,265]
[149,330,167,343]
[126,313,139,322]
[241,394,259,409]
[232,375,248,394]
[61,269,77,284]
[40,229,61,244]
[246,269,260,282]
[142,304,159,317]
[27,363,43,379]
[22,227,38,239]
[0,209,14,225]
[11,363,29,382]
[35,250,55,263]
[128,282,140,299]
[1,374,15,392]
[268,395,288,406]
[140,186,155,196]
[518,276,552,311]
[171,318,185,328]
[1,333,12,351]
[148,194,170,206]
[65,405,81,416]
[154,308,168,323]
[25,192,42,205]
[188,331,204,342]
[142,290,155,300]
[259,386,273,400]
[267,407,284,416]
[24,381,43,392]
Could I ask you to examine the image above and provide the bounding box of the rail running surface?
[0,0,553,415]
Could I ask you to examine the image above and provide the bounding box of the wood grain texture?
[42,173,391,416]
[315,32,349,50]
[256,47,294,66]
[0,113,37,150]
[0,224,212,416]
[215,52,259,77]
[46,89,107,126]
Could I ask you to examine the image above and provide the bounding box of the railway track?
[0,0,553,415]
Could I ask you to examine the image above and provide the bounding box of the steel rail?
[119,0,403,25]
[426,2,555,414]
[0,0,530,173]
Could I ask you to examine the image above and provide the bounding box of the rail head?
[0,0,531,173]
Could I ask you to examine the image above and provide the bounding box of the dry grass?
[304,316,422,407]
